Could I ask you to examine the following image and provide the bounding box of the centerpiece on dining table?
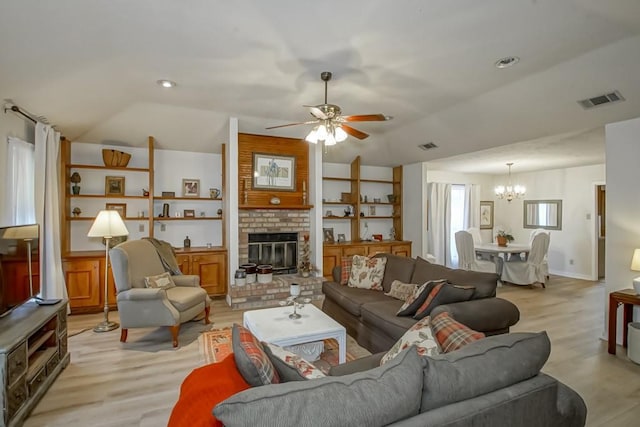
[496,230,515,247]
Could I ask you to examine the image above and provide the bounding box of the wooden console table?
[608,289,640,354]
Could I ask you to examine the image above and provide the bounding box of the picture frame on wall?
[105,176,125,196]
[182,179,200,197]
[105,203,126,218]
[480,201,494,229]
[253,153,296,191]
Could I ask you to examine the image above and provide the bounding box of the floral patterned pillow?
[380,317,440,365]
[384,280,418,301]
[144,272,176,290]
[263,343,326,380]
[347,255,387,291]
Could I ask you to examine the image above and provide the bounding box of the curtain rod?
[4,105,37,124]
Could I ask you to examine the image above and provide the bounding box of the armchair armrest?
[430,297,520,334]
[173,274,200,287]
[117,288,165,302]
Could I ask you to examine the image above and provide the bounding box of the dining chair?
[466,227,483,245]
[455,230,497,274]
[501,232,550,288]
[528,229,550,278]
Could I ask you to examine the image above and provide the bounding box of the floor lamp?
[1,225,39,299]
[88,210,129,332]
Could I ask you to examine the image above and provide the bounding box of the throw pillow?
[347,255,387,291]
[144,272,176,290]
[412,283,475,320]
[231,324,280,387]
[339,256,352,285]
[263,343,326,381]
[430,311,485,353]
[384,280,417,301]
[396,279,447,316]
[380,317,440,365]
[214,346,423,427]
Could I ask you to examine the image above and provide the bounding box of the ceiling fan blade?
[341,124,369,140]
[265,120,318,130]
[309,106,328,120]
[343,114,390,122]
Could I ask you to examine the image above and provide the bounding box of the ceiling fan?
[266,71,392,145]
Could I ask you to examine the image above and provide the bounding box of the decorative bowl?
[102,149,131,167]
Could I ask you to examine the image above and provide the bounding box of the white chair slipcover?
[501,232,550,287]
[455,230,497,274]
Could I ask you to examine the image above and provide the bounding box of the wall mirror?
[523,200,562,230]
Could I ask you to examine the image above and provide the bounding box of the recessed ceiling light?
[156,79,177,88]
[494,56,520,69]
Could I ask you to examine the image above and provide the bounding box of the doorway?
[596,184,606,279]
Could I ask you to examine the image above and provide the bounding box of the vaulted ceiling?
[2,1,639,172]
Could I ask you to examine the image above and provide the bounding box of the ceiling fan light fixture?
[316,124,328,141]
[305,128,319,144]
[324,132,337,146]
[334,126,348,142]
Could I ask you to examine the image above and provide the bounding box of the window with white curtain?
[5,137,36,225]
[449,184,466,265]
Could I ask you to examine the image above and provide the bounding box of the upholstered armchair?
[110,239,211,347]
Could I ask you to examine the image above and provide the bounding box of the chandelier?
[305,122,348,146]
[494,162,525,202]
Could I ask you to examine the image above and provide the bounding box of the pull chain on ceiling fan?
[266,71,392,145]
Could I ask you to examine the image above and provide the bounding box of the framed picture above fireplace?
[253,153,296,191]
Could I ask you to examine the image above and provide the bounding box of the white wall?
[0,112,34,226]
[494,164,605,280]
[605,116,640,342]
[403,162,427,257]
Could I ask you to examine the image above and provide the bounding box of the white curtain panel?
[426,182,452,266]
[463,184,481,229]
[5,136,36,225]
[34,123,68,301]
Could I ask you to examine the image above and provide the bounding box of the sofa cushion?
[322,281,391,316]
[165,286,207,311]
[420,331,551,412]
[144,271,175,290]
[380,317,439,365]
[263,343,326,381]
[373,253,416,292]
[167,354,250,427]
[384,280,418,301]
[361,300,418,342]
[214,346,424,427]
[348,255,387,291]
[430,311,485,353]
[339,256,352,285]
[397,279,446,316]
[413,283,475,320]
[410,256,498,299]
[232,324,280,387]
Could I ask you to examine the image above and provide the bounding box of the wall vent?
[418,142,438,150]
[577,90,625,110]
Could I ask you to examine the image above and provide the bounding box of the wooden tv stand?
[0,300,69,427]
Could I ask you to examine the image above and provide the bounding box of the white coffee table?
[243,304,347,363]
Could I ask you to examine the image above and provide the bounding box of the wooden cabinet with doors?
[322,241,412,278]
[175,247,227,296]
[62,252,117,314]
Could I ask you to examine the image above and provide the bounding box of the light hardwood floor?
[24,277,640,426]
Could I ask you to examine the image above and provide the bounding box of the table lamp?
[630,249,640,295]
[88,210,129,332]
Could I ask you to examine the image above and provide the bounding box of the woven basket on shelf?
[102,149,131,167]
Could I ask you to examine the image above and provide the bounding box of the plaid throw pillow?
[232,324,280,386]
[430,311,485,353]
[339,257,352,285]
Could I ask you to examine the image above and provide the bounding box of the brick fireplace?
[229,208,322,309]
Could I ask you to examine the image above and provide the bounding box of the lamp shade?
[631,249,640,271]
[1,224,39,240]
[87,210,129,238]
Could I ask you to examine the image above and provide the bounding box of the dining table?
[474,242,531,277]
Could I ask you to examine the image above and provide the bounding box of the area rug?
[198,328,370,374]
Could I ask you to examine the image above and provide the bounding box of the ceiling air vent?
[577,90,625,110]
[418,142,438,150]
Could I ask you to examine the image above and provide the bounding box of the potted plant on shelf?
[496,230,514,247]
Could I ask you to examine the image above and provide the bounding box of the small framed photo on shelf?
[105,176,125,196]
[182,179,200,197]
[323,227,335,243]
[161,191,175,198]
[105,203,126,218]
[183,209,195,217]
[337,233,346,243]
[369,205,376,216]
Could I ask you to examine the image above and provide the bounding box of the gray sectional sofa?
[214,332,587,427]
[322,254,521,353]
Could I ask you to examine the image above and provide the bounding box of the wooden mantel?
[238,133,310,209]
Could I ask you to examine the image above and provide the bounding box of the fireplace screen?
[248,232,298,274]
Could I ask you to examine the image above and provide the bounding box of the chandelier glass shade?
[495,163,525,202]
[305,122,348,146]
